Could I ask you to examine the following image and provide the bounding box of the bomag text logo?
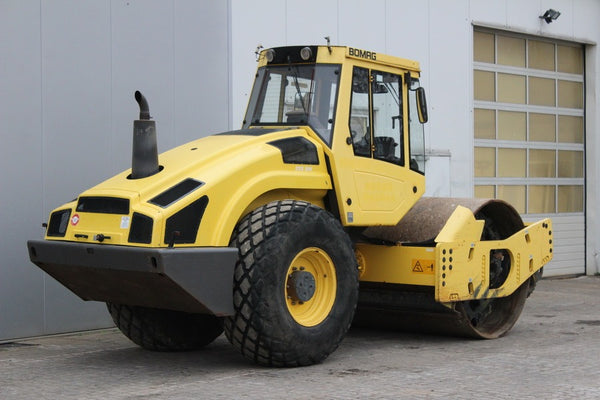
[348,47,377,61]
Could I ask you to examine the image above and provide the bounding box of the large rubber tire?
[107,303,223,351]
[224,200,359,367]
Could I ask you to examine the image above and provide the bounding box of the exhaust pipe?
[131,91,160,179]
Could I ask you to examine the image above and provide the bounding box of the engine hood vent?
[76,197,130,215]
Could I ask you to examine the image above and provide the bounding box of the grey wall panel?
[173,0,231,142]
[40,1,113,210]
[110,0,175,166]
[40,1,115,333]
[285,0,338,45]
[109,1,230,168]
[427,0,472,198]
[1,0,232,340]
[338,0,386,50]
[230,0,287,128]
[0,0,45,340]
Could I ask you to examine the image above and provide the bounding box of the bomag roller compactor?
[28,45,553,367]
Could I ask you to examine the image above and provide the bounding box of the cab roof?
[258,45,421,73]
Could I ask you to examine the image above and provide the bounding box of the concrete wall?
[0,0,231,340]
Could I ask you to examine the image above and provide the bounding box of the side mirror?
[416,87,428,123]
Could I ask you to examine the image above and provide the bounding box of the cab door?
[332,66,424,226]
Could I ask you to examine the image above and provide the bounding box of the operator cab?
[244,45,429,226]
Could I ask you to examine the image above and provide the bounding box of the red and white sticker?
[70,213,80,226]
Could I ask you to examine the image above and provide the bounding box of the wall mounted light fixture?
[539,9,561,23]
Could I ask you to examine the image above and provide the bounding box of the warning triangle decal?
[412,261,423,272]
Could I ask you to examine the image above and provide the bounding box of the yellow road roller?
[28,45,553,367]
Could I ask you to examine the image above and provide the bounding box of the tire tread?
[107,303,223,351]
[224,200,358,367]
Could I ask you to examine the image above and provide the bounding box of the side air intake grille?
[128,213,153,244]
[76,197,130,214]
[268,137,319,165]
[47,209,71,237]
[149,179,204,208]
[164,196,209,245]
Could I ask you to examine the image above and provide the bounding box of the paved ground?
[1,276,599,399]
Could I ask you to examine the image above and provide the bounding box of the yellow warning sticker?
[412,259,434,274]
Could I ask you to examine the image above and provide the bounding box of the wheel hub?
[284,247,337,327]
[287,270,316,302]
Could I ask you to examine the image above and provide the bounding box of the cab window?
[349,67,371,157]
[243,64,340,146]
[408,82,426,174]
[349,66,404,165]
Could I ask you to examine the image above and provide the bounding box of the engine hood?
[48,127,332,247]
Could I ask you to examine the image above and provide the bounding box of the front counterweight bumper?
[27,240,238,316]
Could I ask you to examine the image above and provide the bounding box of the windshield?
[243,64,341,146]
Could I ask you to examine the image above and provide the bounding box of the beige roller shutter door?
[473,28,585,276]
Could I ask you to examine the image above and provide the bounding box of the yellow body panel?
[434,206,485,243]
[327,151,425,225]
[435,217,553,303]
[357,206,553,302]
[48,129,332,247]
[356,244,436,286]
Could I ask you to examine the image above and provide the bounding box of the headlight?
[300,47,312,61]
[47,209,71,237]
[265,49,275,63]
[128,213,153,244]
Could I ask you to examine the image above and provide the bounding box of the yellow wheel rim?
[285,247,337,327]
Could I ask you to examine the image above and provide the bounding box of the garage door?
[473,28,585,276]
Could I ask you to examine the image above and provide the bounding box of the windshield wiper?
[289,63,308,116]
